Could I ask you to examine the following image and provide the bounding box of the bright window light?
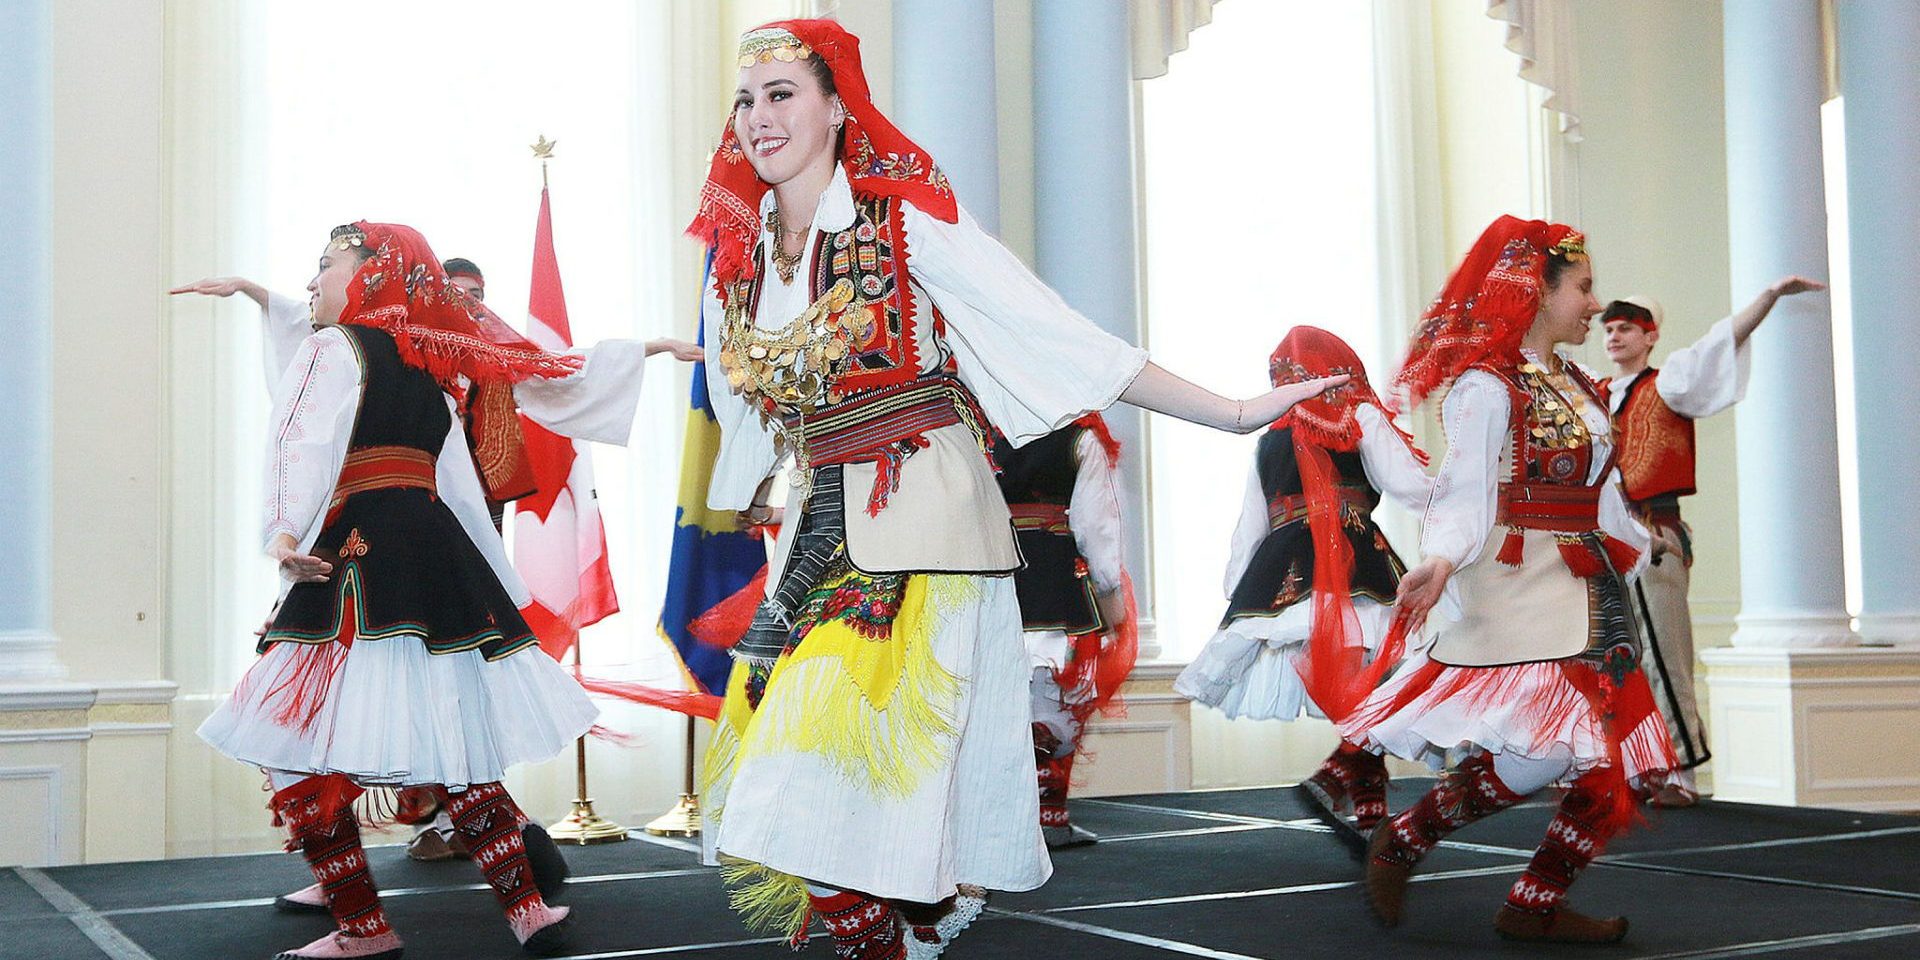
[1142,2,1379,660]
[244,1,685,682]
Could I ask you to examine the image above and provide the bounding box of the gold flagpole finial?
[531,134,557,189]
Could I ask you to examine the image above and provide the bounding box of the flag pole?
[643,714,701,837]
[529,132,627,845]
[547,633,628,844]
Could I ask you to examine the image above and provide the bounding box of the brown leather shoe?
[407,828,463,862]
[1363,821,1414,927]
[1647,783,1699,809]
[1495,904,1629,943]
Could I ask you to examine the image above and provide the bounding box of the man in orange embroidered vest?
[1599,278,1823,807]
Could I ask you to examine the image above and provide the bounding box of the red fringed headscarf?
[1392,215,1587,413]
[338,221,581,395]
[1269,326,1420,458]
[685,19,959,288]
[1272,327,1425,722]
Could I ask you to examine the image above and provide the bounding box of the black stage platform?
[8,781,1920,960]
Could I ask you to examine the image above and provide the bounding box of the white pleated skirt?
[1175,599,1401,722]
[1341,651,1676,787]
[198,638,599,790]
[706,574,1050,904]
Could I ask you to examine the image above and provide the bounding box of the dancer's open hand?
[647,338,704,362]
[1767,275,1826,299]
[268,534,333,583]
[1649,528,1684,564]
[170,276,263,299]
[1237,374,1351,433]
[1394,557,1453,630]
[1096,587,1130,632]
[736,503,783,531]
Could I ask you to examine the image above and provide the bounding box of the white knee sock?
[1490,748,1575,796]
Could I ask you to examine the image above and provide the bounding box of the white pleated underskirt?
[707,574,1051,904]
[1343,651,1674,787]
[198,638,599,791]
[1175,600,1401,722]
[1025,629,1073,673]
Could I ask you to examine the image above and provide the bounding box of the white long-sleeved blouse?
[262,291,647,447]
[261,326,649,601]
[1066,430,1127,595]
[701,165,1151,511]
[262,292,312,391]
[1606,315,1751,419]
[1220,403,1433,596]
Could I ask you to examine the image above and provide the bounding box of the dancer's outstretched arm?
[1732,275,1825,345]
[1119,361,1348,435]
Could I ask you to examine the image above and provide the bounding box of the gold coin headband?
[1552,232,1588,262]
[738,28,813,68]
[329,226,367,252]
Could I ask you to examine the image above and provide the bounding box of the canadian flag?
[514,186,619,659]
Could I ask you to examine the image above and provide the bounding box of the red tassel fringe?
[1602,536,1641,576]
[1557,539,1606,578]
[865,436,932,517]
[1495,529,1526,566]
[689,564,770,652]
[1290,436,1406,725]
[576,675,724,721]
[264,640,351,735]
[1055,572,1141,723]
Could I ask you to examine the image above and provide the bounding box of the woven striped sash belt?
[1266,485,1375,531]
[1010,502,1072,536]
[325,445,436,523]
[783,374,989,516]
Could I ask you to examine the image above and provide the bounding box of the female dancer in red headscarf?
[691,20,1346,959]
[1175,327,1431,838]
[198,222,688,959]
[1342,216,1676,944]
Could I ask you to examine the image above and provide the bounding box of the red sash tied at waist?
[1493,481,1638,578]
[782,374,992,515]
[1496,481,1603,532]
[1267,485,1375,531]
[1010,502,1072,535]
[327,445,437,523]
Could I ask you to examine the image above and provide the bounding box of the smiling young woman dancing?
[1341,216,1677,944]
[687,19,1347,960]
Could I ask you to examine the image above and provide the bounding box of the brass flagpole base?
[642,792,702,837]
[547,797,630,845]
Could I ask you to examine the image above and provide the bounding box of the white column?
[1722,0,1854,649]
[1031,0,1156,653]
[892,0,1001,232]
[0,0,63,681]
[1838,1,1920,646]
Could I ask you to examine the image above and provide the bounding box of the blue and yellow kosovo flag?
[657,254,766,699]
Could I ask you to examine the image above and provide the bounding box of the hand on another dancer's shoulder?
[1240,374,1352,434]
[268,533,333,584]
[1394,556,1453,629]
[646,337,704,362]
